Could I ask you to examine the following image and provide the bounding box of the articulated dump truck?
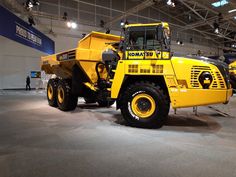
[41,22,232,128]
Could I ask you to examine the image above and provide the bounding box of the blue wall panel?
[0,5,55,54]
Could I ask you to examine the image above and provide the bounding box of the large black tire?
[120,81,170,128]
[57,80,78,111]
[97,100,115,107]
[47,79,58,107]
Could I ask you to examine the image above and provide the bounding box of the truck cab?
[123,23,170,60]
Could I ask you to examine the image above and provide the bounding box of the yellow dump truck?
[229,61,236,91]
[41,22,232,128]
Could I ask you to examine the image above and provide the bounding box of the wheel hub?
[58,86,65,104]
[137,98,151,112]
[131,93,156,119]
[48,85,53,100]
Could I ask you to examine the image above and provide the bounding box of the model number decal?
[57,50,76,61]
[57,53,69,61]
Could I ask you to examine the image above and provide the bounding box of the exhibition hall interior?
[0,0,236,177]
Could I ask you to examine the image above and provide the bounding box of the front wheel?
[120,81,170,128]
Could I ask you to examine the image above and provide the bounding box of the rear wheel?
[47,79,58,107]
[57,80,78,111]
[120,81,170,128]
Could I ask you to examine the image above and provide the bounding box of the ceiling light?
[71,22,77,29]
[176,39,180,45]
[66,21,77,29]
[120,20,125,28]
[167,0,175,7]
[231,44,236,48]
[228,9,236,13]
[26,0,33,9]
[211,0,228,8]
[213,21,219,34]
[25,0,39,9]
[215,28,219,34]
[67,21,71,28]
[234,16,236,20]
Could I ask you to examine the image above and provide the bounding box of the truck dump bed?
[41,32,121,82]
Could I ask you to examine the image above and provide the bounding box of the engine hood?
[173,54,230,88]
[173,54,227,67]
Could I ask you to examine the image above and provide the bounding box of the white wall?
[0,36,44,89]
[171,42,220,56]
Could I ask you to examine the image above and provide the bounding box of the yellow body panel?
[41,32,121,81]
[111,57,232,108]
[171,57,227,89]
[125,22,169,28]
[229,61,236,75]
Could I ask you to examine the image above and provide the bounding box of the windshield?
[127,27,162,50]
[127,26,170,51]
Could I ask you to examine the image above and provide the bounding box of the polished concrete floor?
[0,90,236,177]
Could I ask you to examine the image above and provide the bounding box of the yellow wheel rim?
[47,85,53,100]
[131,93,156,119]
[58,86,65,104]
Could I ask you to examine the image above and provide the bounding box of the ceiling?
[2,0,236,52]
[152,0,236,51]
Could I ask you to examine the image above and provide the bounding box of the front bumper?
[225,88,233,103]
